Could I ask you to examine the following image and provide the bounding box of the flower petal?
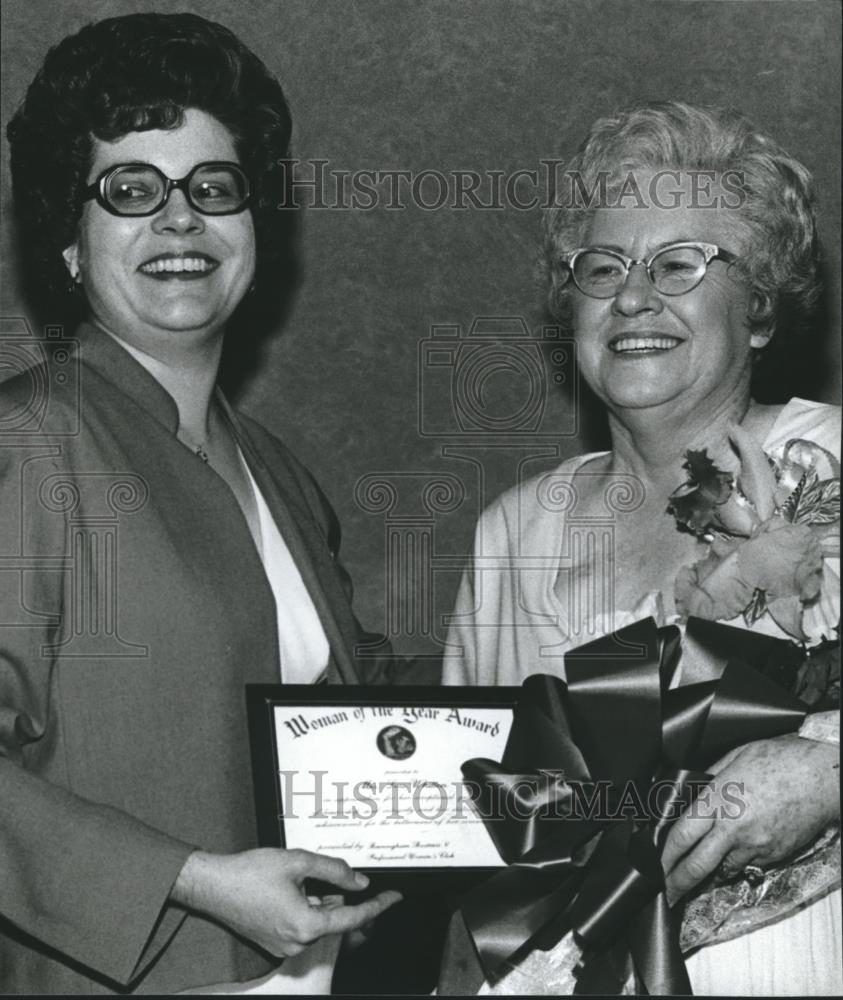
[782,439,841,481]
[674,549,755,622]
[801,559,841,647]
[711,495,758,536]
[736,521,823,601]
[729,421,777,520]
[766,595,807,640]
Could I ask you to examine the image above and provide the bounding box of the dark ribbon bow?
[452,617,808,995]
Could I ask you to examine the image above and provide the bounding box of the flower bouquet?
[668,425,839,652]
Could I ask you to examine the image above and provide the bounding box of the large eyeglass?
[559,242,739,298]
[83,161,251,217]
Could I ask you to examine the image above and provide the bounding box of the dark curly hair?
[7,12,293,326]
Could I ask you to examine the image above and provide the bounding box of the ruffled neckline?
[545,399,833,648]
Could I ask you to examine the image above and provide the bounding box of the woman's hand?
[171,848,401,956]
[661,734,839,905]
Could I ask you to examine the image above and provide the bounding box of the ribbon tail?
[573,937,633,994]
[461,863,581,982]
[628,893,692,995]
[437,909,487,996]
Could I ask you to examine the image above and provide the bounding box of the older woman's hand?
[661,734,839,905]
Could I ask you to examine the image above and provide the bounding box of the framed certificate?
[245,684,519,890]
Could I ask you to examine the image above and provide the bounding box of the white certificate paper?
[272,702,512,868]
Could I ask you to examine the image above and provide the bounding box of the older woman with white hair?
[443,101,840,995]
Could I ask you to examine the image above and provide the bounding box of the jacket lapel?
[75,323,360,686]
[219,398,361,686]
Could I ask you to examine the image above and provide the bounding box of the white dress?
[444,398,842,996]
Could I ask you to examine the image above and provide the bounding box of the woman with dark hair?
[443,103,840,994]
[1,13,402,994]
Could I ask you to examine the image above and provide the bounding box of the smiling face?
[571,171,769,421]
[62,108,256,358]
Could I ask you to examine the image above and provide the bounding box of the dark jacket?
[0,322,391,993]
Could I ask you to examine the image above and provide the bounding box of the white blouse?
[242,457,330,685]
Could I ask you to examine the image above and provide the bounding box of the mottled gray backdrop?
[2,0,840,656]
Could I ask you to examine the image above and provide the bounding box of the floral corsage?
[668,424,840,649]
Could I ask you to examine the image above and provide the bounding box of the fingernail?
[354,872,369,887]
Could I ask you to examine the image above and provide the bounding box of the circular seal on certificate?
[376,725,417,760]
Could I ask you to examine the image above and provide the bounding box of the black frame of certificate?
[245,683,520,892]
